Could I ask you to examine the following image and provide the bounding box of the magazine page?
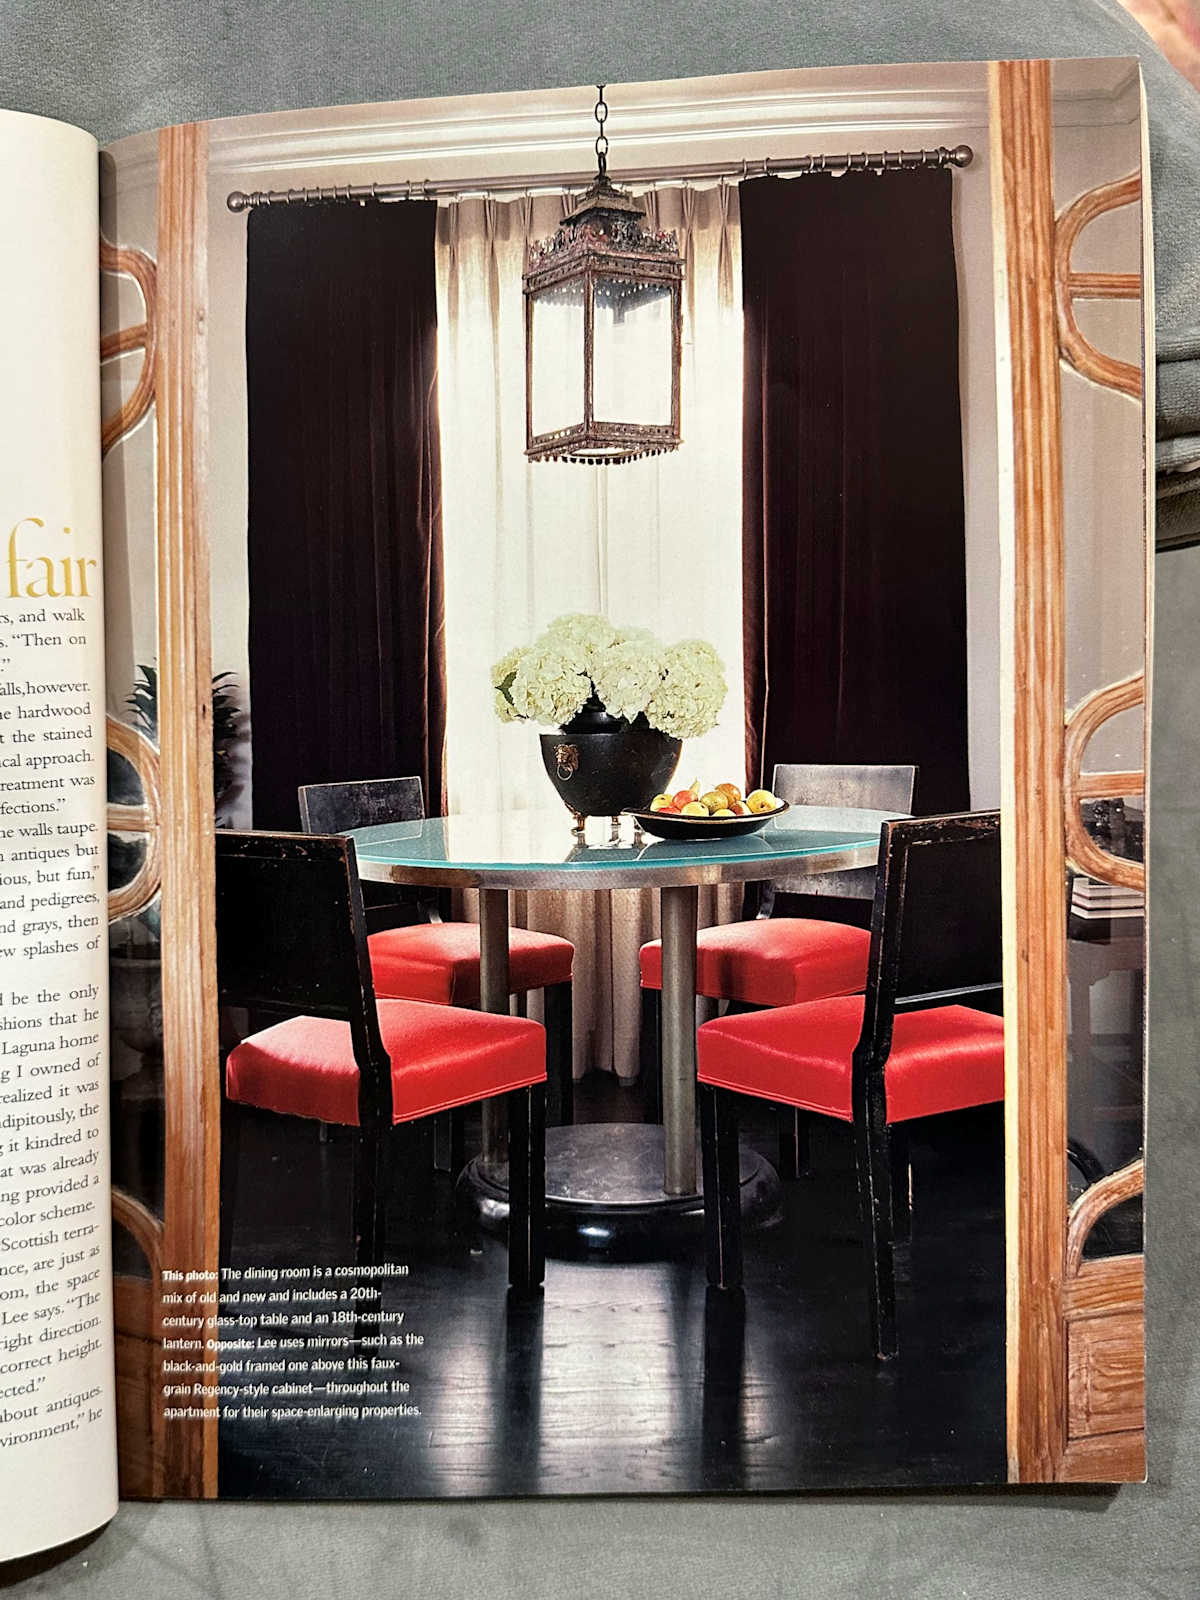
[99,57,1149,1500]
[0,110,116,1559]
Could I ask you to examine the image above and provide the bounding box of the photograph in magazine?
[95,57,1148,1501]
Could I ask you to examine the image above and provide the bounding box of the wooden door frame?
[155,120,219,1498]
[104,123,217,1499]
[991,59,1148,1484]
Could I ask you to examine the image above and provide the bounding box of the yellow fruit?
[746,789,779,814]
[688,778,701,798]
[700,791,727,813]
[712,807,735,818]
[649,794,672,812]
[680,801,708,817]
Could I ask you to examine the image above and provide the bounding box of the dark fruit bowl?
[626,800,789,840]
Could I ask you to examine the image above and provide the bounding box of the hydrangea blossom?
[491,614,725,737]
[509,642,592,727]
[645,639,728,740]
[591,636,664,723]
[490,645,528,722]
[540,612,620,675]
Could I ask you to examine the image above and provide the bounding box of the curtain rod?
[226,143,973,212]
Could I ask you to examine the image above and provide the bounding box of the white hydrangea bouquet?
[491,613,726,738]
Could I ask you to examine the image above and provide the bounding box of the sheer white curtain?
[436,183,744,1079]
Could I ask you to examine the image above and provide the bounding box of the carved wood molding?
[1064,672,1145,892]
[1053,173,1142,398]
[100,235,158,455]
[106,714,163,921]
[1065,1157,1145,1279]
[111,1183,165,1268]
[111,1187,164,1498]
[1058,1162,1146,1484]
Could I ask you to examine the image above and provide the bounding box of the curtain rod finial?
[951,144,974,169]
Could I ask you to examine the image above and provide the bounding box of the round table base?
[459,1122,783,1261]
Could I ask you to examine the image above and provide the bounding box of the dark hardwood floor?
[217,1077,1006,1499]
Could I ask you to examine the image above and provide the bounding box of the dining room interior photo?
[99,57,1149,1497]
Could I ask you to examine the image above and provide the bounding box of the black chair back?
[298,777,432,931]
[765,762,918,906]
[214,830,392,1128]
[859,811,1002,1050]
[297,776,425,834]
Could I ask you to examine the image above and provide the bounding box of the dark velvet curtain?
[245,199,446,830]
[741,170,969,815]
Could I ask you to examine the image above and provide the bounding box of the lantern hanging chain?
[594,85,609,179]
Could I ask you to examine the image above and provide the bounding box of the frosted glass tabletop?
[348,806,894,890]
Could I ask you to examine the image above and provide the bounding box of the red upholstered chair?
[638,763,916,1165]
[298,778,574,1133]
[697,811,1002,1359]
[215,830,546,1294]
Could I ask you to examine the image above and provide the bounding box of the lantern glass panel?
[530,280,585,437]
[592,275,673,426]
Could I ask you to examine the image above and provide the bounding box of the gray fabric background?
[1,2,1198,1594]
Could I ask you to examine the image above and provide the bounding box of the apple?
[712,807,735,818]
[673,789,695,808]
[680,800,709,817]
[649,794,673,812]
[746,789,780,814]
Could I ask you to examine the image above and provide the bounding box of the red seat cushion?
[226,998,545,1126]
[368,921,573,1005]
[697,995,1004,1123]
[640,918,871,1007]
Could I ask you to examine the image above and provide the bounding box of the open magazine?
[1,55,1151,1559]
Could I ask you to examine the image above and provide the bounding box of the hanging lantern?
[524,86,683,464]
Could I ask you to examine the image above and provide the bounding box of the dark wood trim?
[699,1084,743,1291]
[850,811,1001,1359]
[543,981,575,1127]
[506,1084,547,1294]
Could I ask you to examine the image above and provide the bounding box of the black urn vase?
[539,701,681,829]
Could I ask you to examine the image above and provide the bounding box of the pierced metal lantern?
[524,90,683,464]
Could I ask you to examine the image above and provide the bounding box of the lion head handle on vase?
[491,612,726,835]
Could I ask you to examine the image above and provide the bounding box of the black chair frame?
[700,810,1002,1360]
[641,763,918,1158]
[215,830,545,1295]
[299,777,573,1135]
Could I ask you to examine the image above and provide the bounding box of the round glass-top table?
[349,806,894,1249]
